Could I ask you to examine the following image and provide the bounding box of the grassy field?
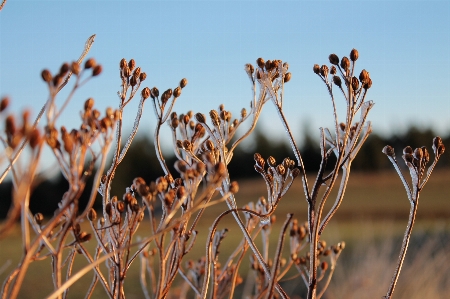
[1,170,449,298]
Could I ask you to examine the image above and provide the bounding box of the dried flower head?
[84,58,96,69]
[350,48,359,61]
[329,54,339,65]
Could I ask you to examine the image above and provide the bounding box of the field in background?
[1,170,449,298]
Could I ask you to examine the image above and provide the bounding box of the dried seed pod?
[359,69,369,83]
[265,59,273,71]
[53,74,63,87]
[256,57,265,69]
[267,156,276,167]
[413,148,423,160]
[241,108,247,118]
[5,115,16,136]
[116,201,126,213]
[0,97,9,112]
[283,72,292,83]
[34,213,44,225]
[333,76,342,87]
[403,146,413,155]
[141,87,150,100]
[92,65,102,76]
[71,61,80,76]
[171,117,179,129]
[320,65,329,77]
[244,63,254,77]
[119,58,127,69]
[105,203,112,217]
[41,69,52,83]
[209,110,219,125]
[180,78,188,88]
[340,57,350,71]
[321,261,329,271]
[229,181,239,194]
[174,160,188,173]
[88,209,97,221]
[382,145,395,157]
[29,129,41,149]
[403,153,414,164]
[79,232,92,243]
[276,164,285,176]
[132,67,141,79]
[330,66,337,75]
[291,168,300,178]
[139,72,147,82]
[128,59,135,72]
[130,76,138,87]
[60,63,70,76]
[350,48,359,61]
[329,54,339,65]
[363,78,372,89]
[84,58,96,69]
[182,114,190,125]
[351,76,359,91]
[195,113,206,123]
[204,140,214,151]
[84,98,94,110]
[151,87,159,99]
[313,64,320,74]
[173,86,182,97]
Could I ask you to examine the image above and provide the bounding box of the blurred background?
[1,1,449,298]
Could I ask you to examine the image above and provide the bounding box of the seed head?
[34,213,44,225]
[351,76,359,91]
[229,181,239,194]
[174,86,182,98]
[70,61,80,76]
[333,76,342,87]
[41,69,52,83]
[382,145,395,157]
[313,64,320,74]
[141,87,150,100]
[0,97,9,112]
[413,148,423,160]
[283,72,292,83]
[128,59,135,72]
[256,57,265,69]
[340,57,350,71]
[320,65,329,77]
[267,156,276,167]
[29,129,41,149]
[195,113,206,123]
[60,63,70,76]
[180,78,188,88]
[363,78,372,89]
[330,66,337,75]
[151,87,159,99]
[84,58,96,69]
[88,209,97,221]
[84,98,94,111]
[92,65,102,76]
[359,69,369,83]
[132,67,141,79]
[350,48,359,61]
[119,58,127,69]
[245,63,254,77]
[329,54,339,65]
[139,72,147,82]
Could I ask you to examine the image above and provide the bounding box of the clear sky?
[1,0,449,152]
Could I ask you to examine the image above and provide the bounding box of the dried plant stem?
[384,198,419,299]
[265,214,293,299]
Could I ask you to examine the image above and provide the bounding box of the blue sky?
[1,0,449,152]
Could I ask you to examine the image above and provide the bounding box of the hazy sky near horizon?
[1,0,449,150]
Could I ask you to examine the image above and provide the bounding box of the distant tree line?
[0,126,448,218]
